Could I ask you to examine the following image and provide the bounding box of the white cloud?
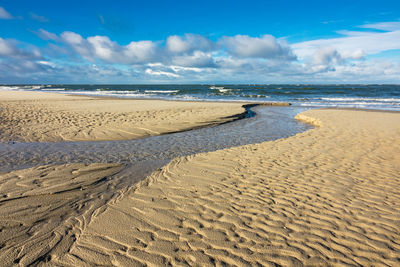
[313,47,342,66]
[38,61,56,68]
[0,6,13,19]
[220,34,295,60]
[37,29,59,41]
[30,12,49,22]
[0,38,15,56]
[0,37,41,59]
[359,21,400,31]
[87,36,118,61]
[171,51,215,67]
[166,34,214,54]
[293,28,400,60]
[60,31,158,64]
[61,31,85,45]
[3,21,400,83]
[145,68,179,78]
[60,31,93,60]
[124,40,158,63]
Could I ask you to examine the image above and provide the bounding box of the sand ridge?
[0,91,245,142]
[55,109,400,266]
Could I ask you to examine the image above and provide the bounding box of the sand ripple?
[59,109,400,266]
[0,163,124,266]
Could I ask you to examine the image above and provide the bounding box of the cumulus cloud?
[60,31,158,64]
[0,37,41,59]
[220,34,296,60]
[0,6,13,19]
[3,21,400,83]
[166,34,214,54]
[313,48,342,65]
[123,40,158,63]
[309,47,344,72]
[171,51,215,67]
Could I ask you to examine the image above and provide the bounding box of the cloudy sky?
[1,0,400,84]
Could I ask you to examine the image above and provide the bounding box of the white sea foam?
[145,90,179,93]
[0,85,45,90]
[44,88,65,91]
[209,86,225,90]
[321,97,400,102]
[95,90,139,94]
[173,95,199,100]
[64,90,156,98]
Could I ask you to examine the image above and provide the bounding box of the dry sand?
[51,109,399,266]
[0,91,245,142]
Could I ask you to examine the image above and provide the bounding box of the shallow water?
[0,106,312,174]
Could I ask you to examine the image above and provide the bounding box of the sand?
[0,91,246,142]
[0,163,124,266]
[1,96,400,265]
[51,109,399,266]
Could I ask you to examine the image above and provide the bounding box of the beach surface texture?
[0,91,245,142]
[0,93,399,266]
[55,109,399,266]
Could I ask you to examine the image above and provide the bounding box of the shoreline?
[0,91,243,142]
[0,90,293,143]
[0,90,291,143]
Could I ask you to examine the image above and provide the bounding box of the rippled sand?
[51,109,400,266]
[0,91,245,142]
[0,163,124,265]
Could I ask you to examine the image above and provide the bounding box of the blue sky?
[1,0,400,83]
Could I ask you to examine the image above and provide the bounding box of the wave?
[172,95,199,100]
[95,90,139,94]
[144,90,179,93]
[44,88,65,91]
[209,86,225,90]
[65,91,156,98]
[241,94,270,98]
[0,85,45,90]
[321,97,400,102]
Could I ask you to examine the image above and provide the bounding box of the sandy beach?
[0,91,246,142]
[0,92,400,266]
[59,109,399,266]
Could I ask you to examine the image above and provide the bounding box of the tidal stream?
[0,106,312,184]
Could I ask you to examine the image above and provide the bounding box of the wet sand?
[1,91,399,265]
[0,91,245,142]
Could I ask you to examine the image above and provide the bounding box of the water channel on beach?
[0,106,312,185]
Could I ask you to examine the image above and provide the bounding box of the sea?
[1,84,400,111]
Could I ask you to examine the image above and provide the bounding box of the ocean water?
[1,84,400,111]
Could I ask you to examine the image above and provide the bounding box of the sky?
[0,0,400,84]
